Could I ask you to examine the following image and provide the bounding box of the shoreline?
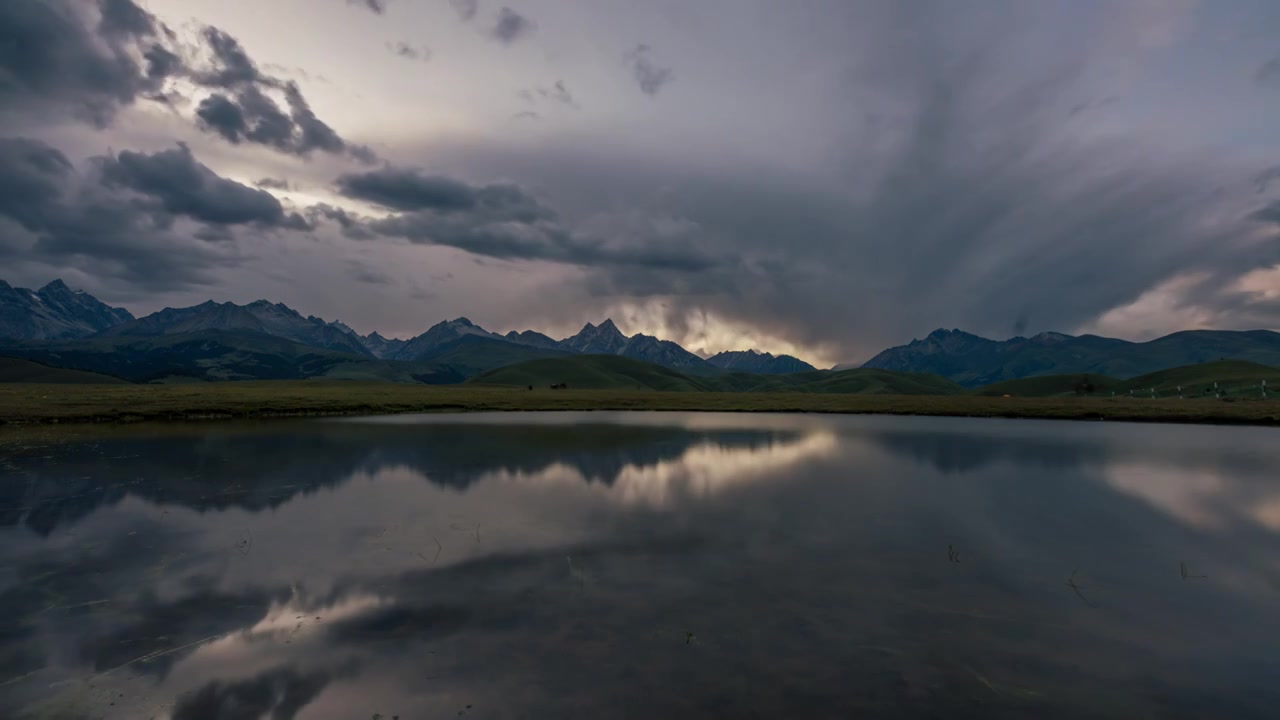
[1,381,1279,429]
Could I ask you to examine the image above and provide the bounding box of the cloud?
[386,41,431,62]
[625,45,674,96]
[0,1,372,164]
[195,82,376,163]
[0,137,310,290]
[383,0,1273,361]
[98,143,297,227]
[333,165,713,271]
[521,80,577,109]
[307,203,375,240]
[347,260,393,284]
[171,666,333,720]
[491,7,535,44]
[196,26,266,88]
[451,0,479,21]
[0,0,178,127]
[336,166,542,216]
[345,0,387,14]
[256,177,291,191]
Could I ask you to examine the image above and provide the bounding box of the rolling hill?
[972,360,1280,398]
[0,330,371,383]
[0,356,131,384]
[470,354,714,391]
[973,374,1121,397]
[471,355,964,395]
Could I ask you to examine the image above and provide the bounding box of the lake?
[2,412,1279,719]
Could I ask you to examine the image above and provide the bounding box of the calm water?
[2,412,1279,719]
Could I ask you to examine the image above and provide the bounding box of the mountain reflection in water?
[1,412,1279,719]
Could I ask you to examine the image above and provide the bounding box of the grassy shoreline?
[2,381,1279,428]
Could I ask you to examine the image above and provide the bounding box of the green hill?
[973,373,1121,397]
[472,355,964,395]
[972,360,1280,398]
[0,330,369,383]
[0,356,131,384]
[1117,360,1280,398]
[470,354,713,391]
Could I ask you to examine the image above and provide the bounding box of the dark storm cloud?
[336,166,499,213]
[172,666,333,720]
[387,41,431,62]
[491,7,535,44]
[196,26,266,88]
[625,45,674,96]
[99,143,291,226]
[0,0,177,127]
[0,137,307,290]
[451,0,479,21]
[307,203,376,239]
[195,83,376,163]
[0,1,371,164]
[369,210,715,270]
[334,165,712,270]
[346,0,387,14]
[426,0,1270,360]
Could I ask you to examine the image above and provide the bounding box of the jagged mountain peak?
[1,276,134,340]
[706,349,815,374]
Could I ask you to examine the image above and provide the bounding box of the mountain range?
[863,327,1280,387]
[0,278,134,340]
[0,278,812,382]
[2,277,1280,387]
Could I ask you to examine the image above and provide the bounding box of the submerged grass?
[2,380,1280,428]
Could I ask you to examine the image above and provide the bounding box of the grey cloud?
[346,0,387,15]
[336,166,505,213]
[387,41,431,62]
[98,0,159,38]
[0,137,308,291]
[0,0,177,127]
[625,45,674,96]
[171,666,333,720]
[256,177,291,191]
[522,80,577,109]
[195,82,376,163]
[369,211,714,271]
[0,1,369,164]
[307,203,375,240]
[348,260,393,284]
[451,0,479,21]
[491,7,535,44]
[98,143,290,226]
[415,1,1272,360]
[196,26,267,88]
[513,111,540,120]
[335,164,711,270]
[0,137,75,230]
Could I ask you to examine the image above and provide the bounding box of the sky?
[4,0,1280,367]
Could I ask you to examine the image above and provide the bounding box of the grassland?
[471,355,965,395]
[2,379,1279,428]
[970,360,1280,399]
[0,357,130,385]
